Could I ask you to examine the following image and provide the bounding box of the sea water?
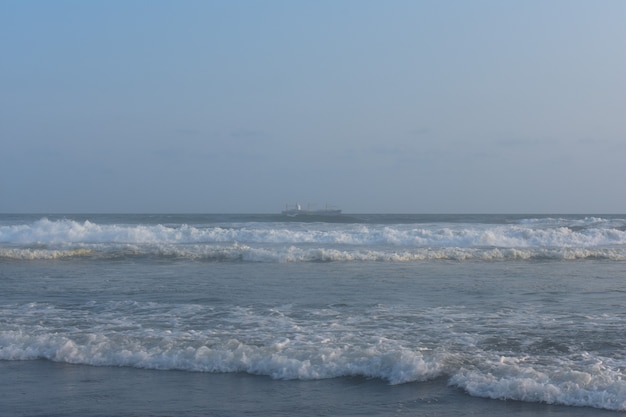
[1,214,625,416]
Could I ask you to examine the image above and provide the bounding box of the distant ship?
[281,203,342,216]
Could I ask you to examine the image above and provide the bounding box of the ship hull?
[281,209,342,216]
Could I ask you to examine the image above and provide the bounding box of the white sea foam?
[0,329,447,384]
[0,248,93,260]
[449,355,626,411]
[2,243,626,262]
[2,301,625,410]
[2,218,626,248]
[0,301,447,383]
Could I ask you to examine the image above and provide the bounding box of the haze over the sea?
[2,1,624,213]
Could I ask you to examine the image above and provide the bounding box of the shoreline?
[2,360,623,417]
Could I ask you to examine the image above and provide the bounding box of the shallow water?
[2,214,626,415]
[2,360,623,417]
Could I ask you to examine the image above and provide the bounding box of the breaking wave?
[2,244,626,262]
[2,217,626,262]
[2,301,625,411]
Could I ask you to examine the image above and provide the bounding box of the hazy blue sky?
[2,0,625,213]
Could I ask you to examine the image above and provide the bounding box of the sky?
[1,0,625,213]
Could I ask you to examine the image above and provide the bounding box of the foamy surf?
[2,216,626,262]
[3,214,626,413]
[2,301,625,411]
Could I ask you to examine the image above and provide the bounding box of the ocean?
[1,213,625,416]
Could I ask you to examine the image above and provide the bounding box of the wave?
[0,248,93,260]
[3,217,626,247]
[2,218,626,262]
[2,302,625,411]
[2,244,626,262]
[1,326,445,383]
[3,333,623,411]
[449,355,626,411]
